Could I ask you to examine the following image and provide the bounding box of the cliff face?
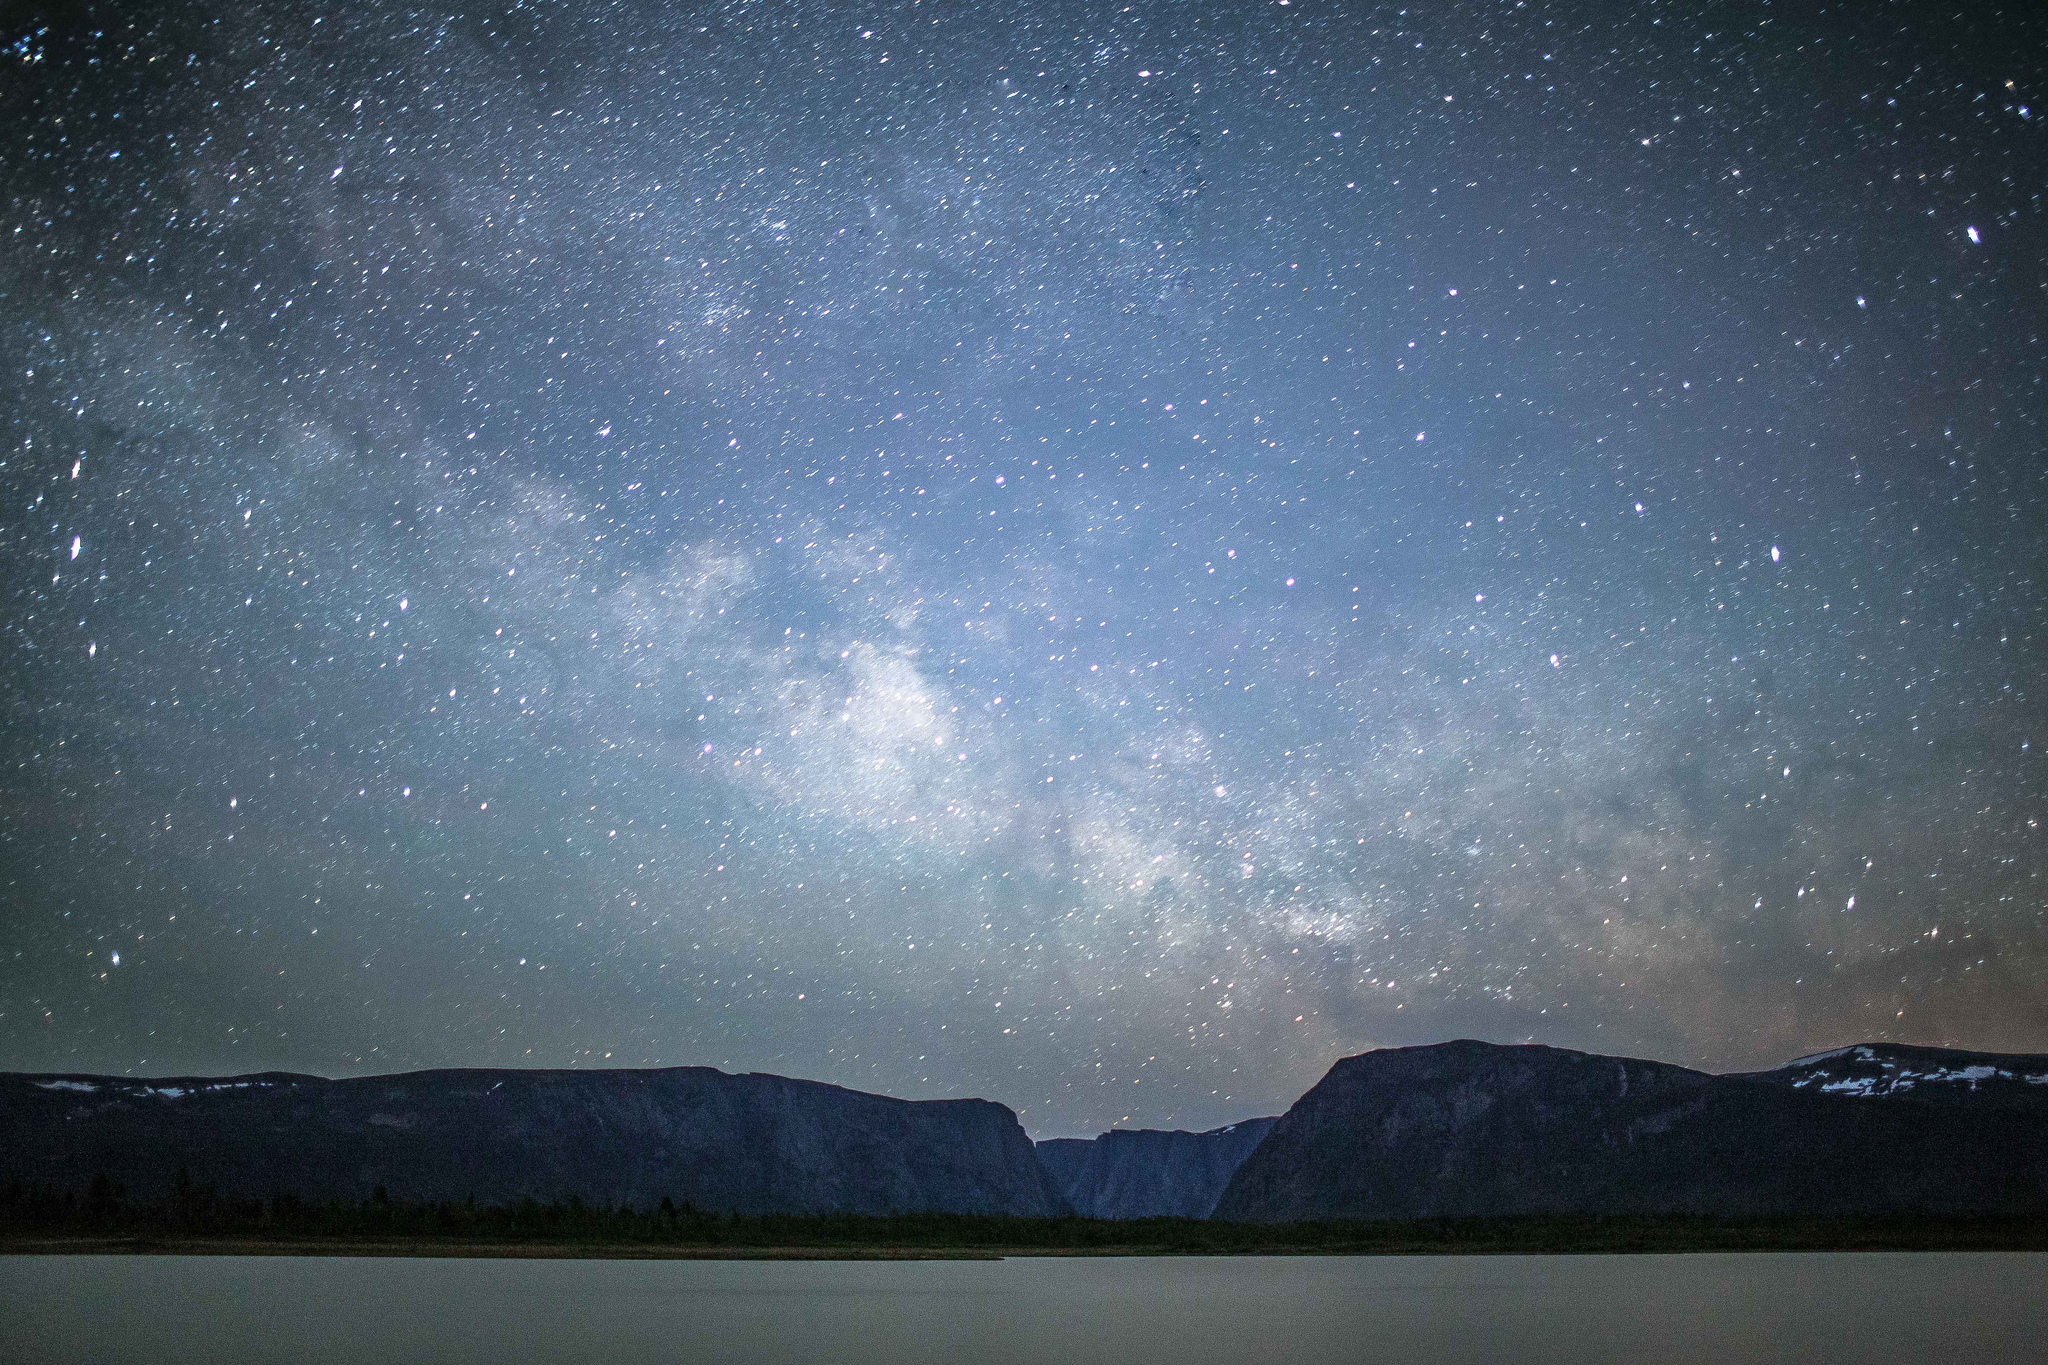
[1212,1039,2048,1223]
[0,1066,1071,1216]
[1036,1118,1277,1220]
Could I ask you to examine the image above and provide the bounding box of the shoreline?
[0,1237,1001,1260]
[9,1227,2047,1260]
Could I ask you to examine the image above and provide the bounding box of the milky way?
[3,2,2044,1135]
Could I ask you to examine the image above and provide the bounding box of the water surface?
[4,1252,2041,1364]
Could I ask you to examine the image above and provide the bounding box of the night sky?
[3,1,2044,1137]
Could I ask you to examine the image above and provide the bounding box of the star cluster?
[2,1,2044,1134]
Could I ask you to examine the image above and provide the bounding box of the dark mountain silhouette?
[1036,1117,1277,1219]
[12,1040,2046,1226]
[0,1065,1070,1216]
[1212,1040,2048,1222]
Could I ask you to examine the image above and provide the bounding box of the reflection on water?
[3,1252,2042,1365]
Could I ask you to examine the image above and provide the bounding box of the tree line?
[4,1174,2043,1254]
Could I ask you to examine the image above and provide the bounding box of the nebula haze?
[2,1,2044,1135]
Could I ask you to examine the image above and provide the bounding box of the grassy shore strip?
[6,1215,2047,1258]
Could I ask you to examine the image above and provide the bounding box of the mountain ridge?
[10,1036,2047,1223]
[1212,1039,2048,1222]
[0,1063,1070,1217]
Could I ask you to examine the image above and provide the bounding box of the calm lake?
[4,1252,2042,1364]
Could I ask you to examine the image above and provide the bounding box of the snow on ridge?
[142,1079,275,1100]
[32,1077,278,1100]
[1790,1055,2048,1097]
[1897,1064,2048,1088]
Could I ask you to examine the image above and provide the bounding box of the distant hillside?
[1213,1040,2048,1222]
[0,1066,1070,1217]
[1037,1118,1277,1219]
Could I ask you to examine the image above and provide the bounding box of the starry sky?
[2,0,2044,1137]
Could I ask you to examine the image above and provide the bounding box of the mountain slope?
[1037,1117,1277,1219]
[1213,1039,2048,1222]
[0,1066,1071,1216]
